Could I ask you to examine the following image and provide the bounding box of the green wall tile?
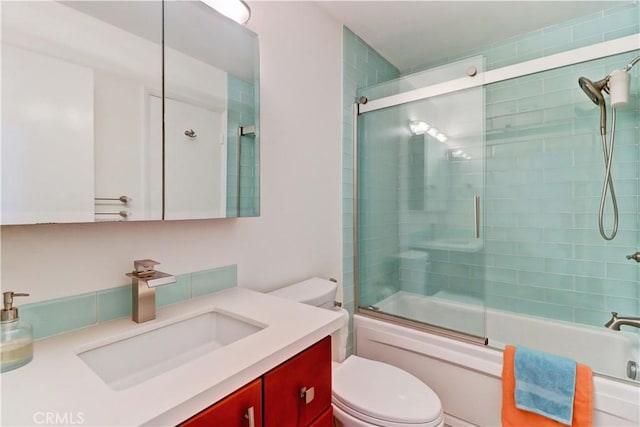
[20,265,239,339]
[605,296,640,315]
[192,265,238,298]
[606,263,640,281]
[227,75,259,217]
[575,308,610,326]
[157,274,192,307]
[516,299,574,322]
[345,3,639,334]
[97,285,131,322]
[22,293,97,340]
[545,289,605,310]
[604,25,639,41]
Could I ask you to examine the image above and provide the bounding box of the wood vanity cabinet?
[308,406,333,427]
[179,378,262,427]
[263,336,332,427]
[179,336,332,427]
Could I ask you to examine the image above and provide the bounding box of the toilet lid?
[332,356,442,425]
[268,278,337,307]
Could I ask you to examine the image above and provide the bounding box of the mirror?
[0,0,259,224]
[163,0,259,219]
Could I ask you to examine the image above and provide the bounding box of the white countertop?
[1,288,345,426]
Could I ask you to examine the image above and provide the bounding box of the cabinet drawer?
[309,406,333,427]
[179,378,262,427]
[263,336,332,427]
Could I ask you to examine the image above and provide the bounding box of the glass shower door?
[356,65,487,339]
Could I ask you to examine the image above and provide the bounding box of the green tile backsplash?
[156,274,191,308]
[21,265,237,340]
[192,265,237,298]
[97,285,132,323]
[22,293,97,340]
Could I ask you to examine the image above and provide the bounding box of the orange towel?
[502,345,593,427]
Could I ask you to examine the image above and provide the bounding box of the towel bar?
[95,211,130,218]
[94,196,132,204]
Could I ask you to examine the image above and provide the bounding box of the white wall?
[0,2,344,304]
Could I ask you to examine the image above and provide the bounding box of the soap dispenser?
[0,292,33,373]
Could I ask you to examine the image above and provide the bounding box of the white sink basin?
[78,311,265,390]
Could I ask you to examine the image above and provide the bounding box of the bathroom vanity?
[0,289,343,426]
[181,337,332,427]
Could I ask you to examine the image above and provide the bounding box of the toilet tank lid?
[268,277,337,307]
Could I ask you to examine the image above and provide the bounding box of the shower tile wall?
[346,1,639,330]
[482,52,639,326]
[342,27,399,346]
[404,2,639,328]
[403,2,639,75]
[227,74,259,217]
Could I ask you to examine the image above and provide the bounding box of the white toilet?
[268,278,445,427]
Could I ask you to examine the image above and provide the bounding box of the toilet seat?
[332,356,444,427]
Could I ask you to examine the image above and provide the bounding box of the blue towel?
[514,346,577,426]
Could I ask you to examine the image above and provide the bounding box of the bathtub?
[356,293,640,426]
[374,291,639,380]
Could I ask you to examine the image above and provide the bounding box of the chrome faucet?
[126,260,176,323]
[604,312,640,331]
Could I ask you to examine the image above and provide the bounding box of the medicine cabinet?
[1,0,259,224]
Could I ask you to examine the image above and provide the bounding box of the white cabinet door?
[150,97,226,220]
[1,45,94,224]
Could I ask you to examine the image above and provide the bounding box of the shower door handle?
[474,196,480,239]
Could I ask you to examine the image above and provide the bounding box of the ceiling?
[316,1,632,71]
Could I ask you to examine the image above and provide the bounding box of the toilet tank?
[268,278,337,309]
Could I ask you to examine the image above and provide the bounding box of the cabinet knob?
[299,386,315,404]
[244,406,255,427]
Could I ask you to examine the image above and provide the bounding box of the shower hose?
[599,108,618,241]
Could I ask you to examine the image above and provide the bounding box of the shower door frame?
[352,34,640,345]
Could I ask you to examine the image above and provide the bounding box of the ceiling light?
[409,121,430,135]
[449,149,471,161]
[201,0,251,24]
[409,121,449,143]
[436,133,448,142]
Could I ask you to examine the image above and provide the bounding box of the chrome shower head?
[578,76,609,135]
[578,76,608,105]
